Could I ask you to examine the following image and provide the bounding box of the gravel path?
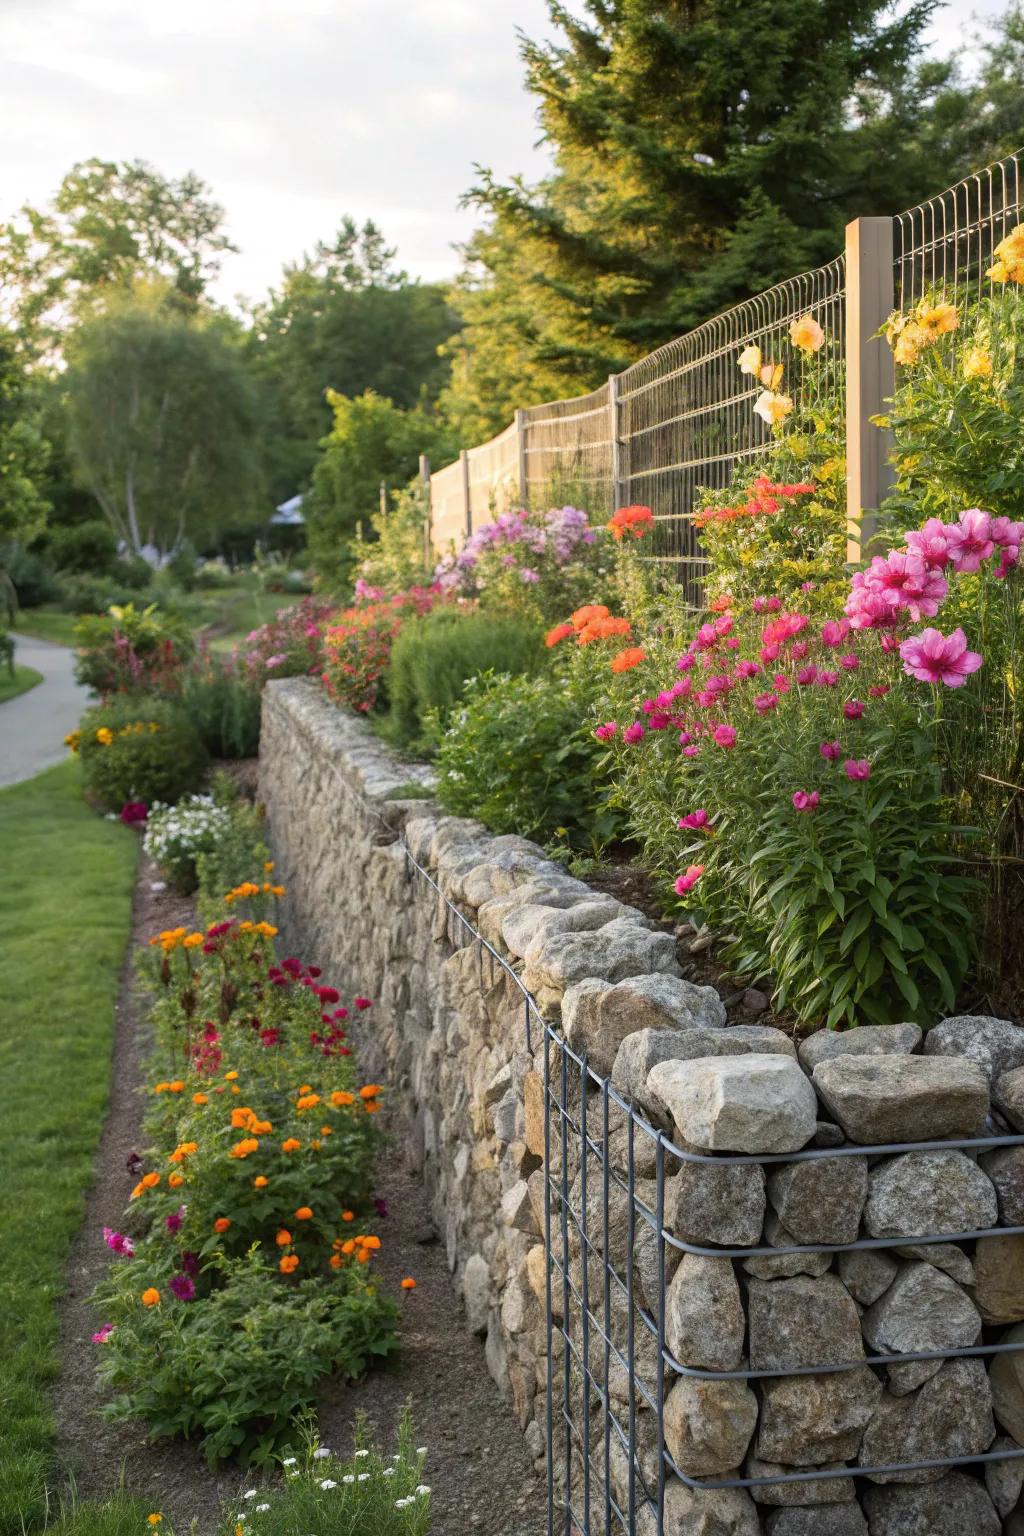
[55,856,547,1533]
[0,634,90,786]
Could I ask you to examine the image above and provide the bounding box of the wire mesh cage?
[894,150,1024,310]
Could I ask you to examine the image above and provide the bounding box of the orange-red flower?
[577,615,632,645]
[401,1277,417,1290]
[276,1228,292,1246]
[213,1217,231,1233]
[610,646,647,673]
[294,1206,313,1221]
[279,1254,299,1274]
[281,1137,301,1152]
[544,622,574,648]
[607,505,654,541]
[571,604,610,631]
[141,1288,161,1307]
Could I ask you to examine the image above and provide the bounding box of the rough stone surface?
[864,1150,998,1238]
[811,1054,989,1144]
[861,1472,1001,1535]
[648,1053,817,1154]
[461,1252,491,1335]
[742,1210,831,1280]
[612,1026,720,1102]
[500,897,626,959]
[990,1323,1024,1443]
[974,1234,1024,1324]
[525,922,682,1002]
[986,1435,1024,1518]
[747,1274,864,1372]
[562,972,722,1077]
[766,1154,867,1244]
[892,1242,975,1286]
[662,1480,761,1536]
[862,1261,981,1394]
[757,1369,883,1464]
[665,1254,745,1371]
[995,1066,1024,1132]
[745,1456,856,1505]
[666,1157,766,1249]
[798,1023,922,1071]
[838,1247,898,1306]
[982,1144,1024,1225]
[663,1375,758,1476]
[858,1357,995,1484]
[925,1013,1024,1080]
[764,1508,867,1536]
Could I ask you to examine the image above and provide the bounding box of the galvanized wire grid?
[379,820,1024,1536]
[614,260,845,604]
[895,150,1023,310]
[522,383,615,515]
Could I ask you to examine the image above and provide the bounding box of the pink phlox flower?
[819,740,842,760]
[844,758,872,780]
[945,509,994,573]
[899,627,983,688]
[792,790,821,812]
[623,722,646,744]
[678,809,710,830]
[92,1325,115,1344]
[674,864,705,895]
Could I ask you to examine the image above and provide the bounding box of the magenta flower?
[792,790,821,812]
[674,864,705,895]
[683,744,701,757]
[168,1273,196,1302]
[945,509,993,573]
[623,722,646,745]
[821,618,851,648]
[165,1207,185,1235]
[648,712,671,731]
[899,627,983,687]
[869,684,890,697]
[796,665,818,686]
[734,659,761,679]
[840,654,860,671]
[754,692,778,714]
[817,670,839,687]
[119,801,148,825]
[819,740,842,760]
[676,653,696,673]
[594,722,618,741]
[103,1227,134,1257]
[843,699,865,720]
[790,641,810,661]
[991,516,1024,549]
[91,1324,115,1344]
[905,516,953,569]
[678,809,710,830]
[996,546,1020,580]
[844,759,871,781]
[713,724,737,748]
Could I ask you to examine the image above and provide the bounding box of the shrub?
[434,666,623,849]
[73,603,194,696]
[143,794,233,892]
[75,696,207,810]
[194,790,270,922]
[46,519,118,575]
[2,544,60,607]
[350,479,433,595]
[181,653,262,759]
[385,605,546,751]
[239,595,335,690]
[322,587,437,714]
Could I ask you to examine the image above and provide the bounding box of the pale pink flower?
[905,517,952,568]
[945,509,994,573]
[899,627,983,688]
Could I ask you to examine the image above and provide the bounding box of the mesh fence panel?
[467,419,520,526]
[894,150,1024,308]
[431,458,465,553]
[522,383,614,514]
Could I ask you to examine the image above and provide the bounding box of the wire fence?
[423,147,1024,601]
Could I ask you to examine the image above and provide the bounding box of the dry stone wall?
[259,679,1024,1535]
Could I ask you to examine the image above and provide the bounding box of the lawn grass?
[0,761,138,1536]
[0,663,44,704]
[11,609,82,646]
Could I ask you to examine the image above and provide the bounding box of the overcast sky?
[0,0,1008,310]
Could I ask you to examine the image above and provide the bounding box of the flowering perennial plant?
[238,596,336,690]
[143,795,233,892]
[433,504,606,621]
[321,586,437,713]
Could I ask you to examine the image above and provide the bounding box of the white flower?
[281,1457,297,1466]
[342,1475,355,1485]
[416,1485,431,1495]
[319,1478,337,1490]
[149,881,167,892]
[255,1505,270,1513]
[313,1448,331,1459]
[383,1467,395,1476]
[395,1499,411,1509]
[416,1447,427,1455]
[357,1473,369,1482]
[242,1491,257,1500]
[354,1448,369,1458]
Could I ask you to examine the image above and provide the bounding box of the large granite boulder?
[648,1054,817,1153]
[811,1054,989,1144]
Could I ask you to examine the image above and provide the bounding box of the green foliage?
[93,1252,398,1466]
[73,602,193,695]
[64,288,264,558]
[349,480,433,594]
[142,793,233,892]
[181,656,263,761]
[434,666,623,850]
[307,390,454,584]
[194,783,270,922]
[45,518,119,574]
[1,543,60,607]
[0,328,50,545]
[386,607,546,752]
[77,696,207,811]
[0,761,136,1535]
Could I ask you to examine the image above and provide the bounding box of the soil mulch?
[54,853,546,1533]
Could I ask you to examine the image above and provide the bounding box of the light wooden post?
[461,448,472,539]
[419,454,431,569]
[379,480,388,520]
[845,217,896,562]
[609,373,624,511]
[515,408,528,507]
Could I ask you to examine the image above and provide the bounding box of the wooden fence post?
[379,480,388,520]
[609,373,624,512]
[419,454,431,569]
[515,408,528,508]
[845,216,896,563]
[461,449,472,539]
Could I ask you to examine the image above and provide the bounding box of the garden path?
[0,634,89,786]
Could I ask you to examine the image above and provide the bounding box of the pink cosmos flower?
[991,516,1024,549]
[791,641,810,661]
[92,1325,114,1344]
[996,545,1020,580]
[819,740,842,760]
[899,627,983,688]
[821,618,851,647]
[713,725,737,748]
[817,670,839,687]
[623,722,646,744]
[594,722,618,741]
[674,864,705,895]
[905,517,952,569]
[844,759,872,781]
[734,659,761,679]
[840,654,860,671]
[945,509,994,573]
[792,790,821,812]
[843,699,865,720]
[678,809,710,830]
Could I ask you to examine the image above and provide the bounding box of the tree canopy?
[0,329,50,546]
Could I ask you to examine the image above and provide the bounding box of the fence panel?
[430,458,466,552]
[466,419,520,528]
[894,149,1023,309]
[521,382,614,514]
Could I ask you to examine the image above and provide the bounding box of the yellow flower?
[963,345,993,379]
[255,921,278,938]
[141,1288,161,1307]
[95,727,114,746]
[183,933,204,949]
[737,343,762,376]
[789,313,825,352]
[64,730,81,753]
[988,259,1011,284]
[147,1516,162,1526]
[990,224,1024,283]
[753,390,793,426]
[916,299,958,337]
[759,361,784,390]
[893,324,927,367]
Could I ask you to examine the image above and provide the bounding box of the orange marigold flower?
[141,1288,161,1307]
[270,885,285,897]
[213,1217,231,1233]
[329,1253,343,1269]
[356,1249,370,1263]
[264,861,275,872]
[544,621,575,648]
[401,1277,417,1290]
[168,1142,197,1163]
[342,1210,354,1222]
[330,1091,354,1108]
[281,1138,301,1152]
[607,504,654,541]
[577,614,632,645]
[168,1081,185,1094]
[359,1085,381,1100]
[571,604,610,631]
[255,922,278,938]
[320,1125,333,1136]
[168,1173,185,1189]
[183,933,204,949]
[253,1175,268,1189]
[229,1137,260,1159]
[359,1235,381,1251]
[296,1093,320,1110]
[610,646,646,674]
[192,1093,208,1106]
[224,1070,239,1082]
[364,1102,380,1114]
[142,1171,160,1189]
[298,1084,312,1094]
[250,1119,272,1135]
[153,1082,170,1094]
[276,1228,292,1246]
[295,1206,313,1221]
[130,1181,145,1199]
[279,1253,299,1274]
[231,1107,255,1129]
[341,1238,357,1255]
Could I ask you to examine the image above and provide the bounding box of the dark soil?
[54,854,546,1533]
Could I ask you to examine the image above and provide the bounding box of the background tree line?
[3,0,1024,590]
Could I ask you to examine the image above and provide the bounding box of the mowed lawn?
[0,762,138,1534]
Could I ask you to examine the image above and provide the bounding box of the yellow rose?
[987,259,1011,285]
[737,344,762,376]
[893,324,927,366]
[759,361,784,390]
[916,300,959,337]
[963,346,993,380]
[789,313,825,352]
[753,390,793,426]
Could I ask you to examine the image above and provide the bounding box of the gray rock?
[799,1023,922,1071]
[742,987,770,1015]
[748,1274,864,1372]
[838,1247,898,1306]
[667,1157,766,1249]
[461,1252,491,1335]
[524,920,682,1000]
[662,1479,761,1536]
[500,896,629,959]
[500,1178,540,1236]
[862,1472,1001,1535]
[812,1120,846,1148]
[864,1151,998,1239]
[812,1054,989,1144]
[981,1145,1024,1225]
[862,1261,981,1394]
[925,1014,1024,1081]
[765,1508,867,1536]
[722,1024,798,1057]
[665,1254,745,1371]
[990,1323,1024,1443]
[893,1242,975,1286]
[758,1368,883,1464]
[859,1357,995,1484]
[562,972,723,1077]
[995,1066,1024,1132]
[767,1154,868,1244]
[746,1455,856,1505]
[985,1435,1024,1518]
[663,1375,758,1476]
[974,1234,1024,1324]
[648,1054,818,1154]
[742,1209,831,1280]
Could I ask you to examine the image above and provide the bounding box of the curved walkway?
[0,634,90,787]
